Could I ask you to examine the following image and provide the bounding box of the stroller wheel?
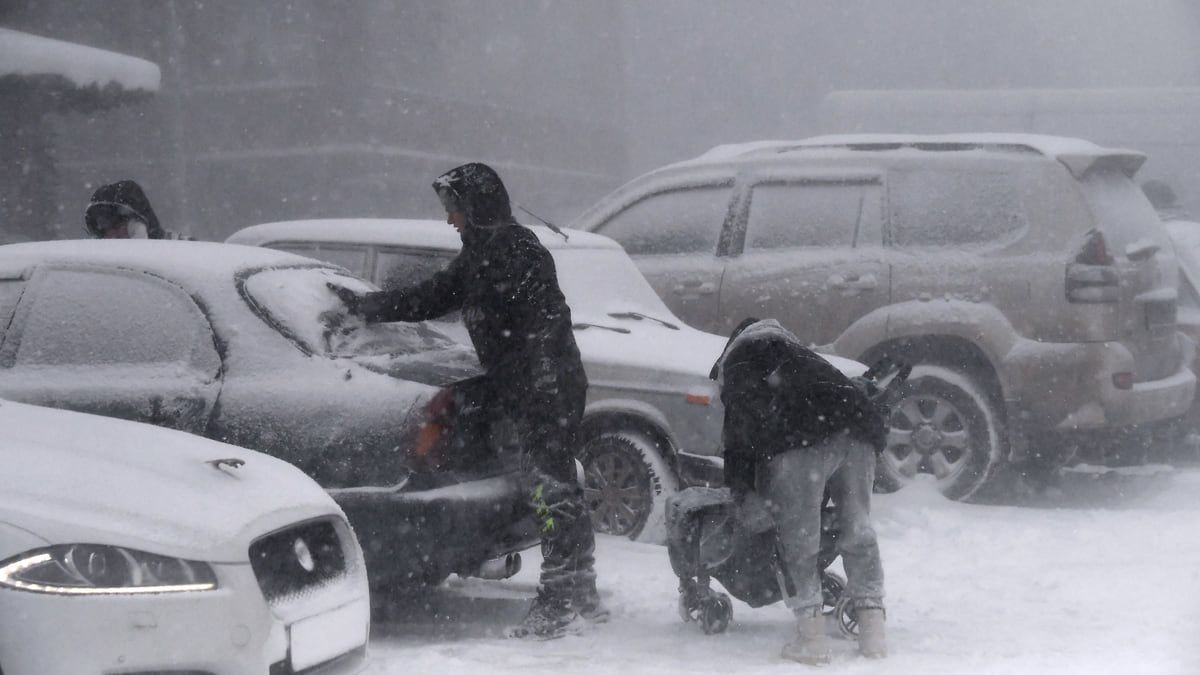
[678,590,698,623]
[699,593,732,635]
[834,596,859,639]
[821,570,846,615]
[678,579,703,623]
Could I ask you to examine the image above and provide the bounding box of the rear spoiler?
[1056,151,1145,179]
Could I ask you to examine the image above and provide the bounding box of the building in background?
[7,1,1200,241]
[0,27,158,241]
[1,1,626,240]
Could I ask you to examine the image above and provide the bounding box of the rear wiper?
[607,311,679,330]
[572,322,631,334]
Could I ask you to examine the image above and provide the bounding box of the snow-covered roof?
[227,218,623,252]
[0,240,321,290]
[673,133,1148,179]
[0,27,160,111]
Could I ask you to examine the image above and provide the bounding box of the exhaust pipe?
[473,553,522,580]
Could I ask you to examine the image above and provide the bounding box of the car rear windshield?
[241,266,471,362]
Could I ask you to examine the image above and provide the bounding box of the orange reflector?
[685,394,711,405]
[1112,372,1134,390]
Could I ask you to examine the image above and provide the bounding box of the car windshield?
[241,266,480,378]
[551,247,678,324]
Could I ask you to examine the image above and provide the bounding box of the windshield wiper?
[607,311,679,330]
[572,322,631,334]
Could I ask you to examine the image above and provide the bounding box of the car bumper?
[331,472,540,590]
[1004,335,1196,434]
[0,561,370,675]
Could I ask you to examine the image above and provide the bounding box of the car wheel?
[876,364,1003,501]
[580,431,680,543]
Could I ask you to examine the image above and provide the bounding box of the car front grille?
[249,518,346,603]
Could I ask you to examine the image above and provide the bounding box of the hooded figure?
[84,180,187,240]
[335,162,602,639]
[711,318,888,664]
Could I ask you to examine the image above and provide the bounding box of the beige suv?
[573,134,1196,500]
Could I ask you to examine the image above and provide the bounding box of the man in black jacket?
[333,162,603,639]
[711,318,887,664]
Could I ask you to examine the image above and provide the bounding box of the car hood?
[572,314,727,384]
[572,313,867,388]
[0,400,341,563]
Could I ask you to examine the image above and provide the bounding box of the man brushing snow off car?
[330,162,604,639]
[711,318,889,664]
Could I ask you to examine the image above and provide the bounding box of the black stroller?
[665,486,858,637]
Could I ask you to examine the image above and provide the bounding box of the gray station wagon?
[572,133,1196,500]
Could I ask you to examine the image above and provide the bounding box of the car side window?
[744,181,871,250]
[888,169,1029,248]
[269,243,369,277]
[595,184,733,255]
[375,249,455,290]
[9,269,218,371]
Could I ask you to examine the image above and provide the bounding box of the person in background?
[330,162,605,639]
[84,180,189,239]
[710,317,888,665]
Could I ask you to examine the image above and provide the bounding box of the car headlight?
[0,544,217,595]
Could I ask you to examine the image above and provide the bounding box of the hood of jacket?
[432,162,514,230]
[709,317,790,383]
[85,179,162,238]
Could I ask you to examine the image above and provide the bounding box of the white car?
[0,399,370,674]
[228,219,866,542]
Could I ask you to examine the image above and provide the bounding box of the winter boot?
[780,608,832,666]
[506,589,584,640]
[574,580,610,623]
[856,608,887,659]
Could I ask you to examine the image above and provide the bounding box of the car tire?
[580,431,680,543]
[875,364,1003,501]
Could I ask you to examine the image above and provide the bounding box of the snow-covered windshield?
[553,247,677,322]
[241,266,480,377]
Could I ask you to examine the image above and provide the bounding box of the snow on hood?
[0,400,340,563]
[0,27,160,92]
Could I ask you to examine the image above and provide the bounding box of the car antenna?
[515,202,568,241]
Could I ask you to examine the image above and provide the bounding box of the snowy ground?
[364,465,1200,674]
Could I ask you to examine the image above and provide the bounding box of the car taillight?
[1075,228,1114,266]
[411,387,455,470]
[1065,229,1119,303]
[1112,372,1134,390]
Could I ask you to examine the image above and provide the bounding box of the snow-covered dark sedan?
[0,240,538,592]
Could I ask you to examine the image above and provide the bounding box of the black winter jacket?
[356,163,587,420]
[713,319,885,497]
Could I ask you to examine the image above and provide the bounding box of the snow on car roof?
[0,240,330,286]
[0,27,160,92]
[673,133,1147,179]
[227,219,622,252]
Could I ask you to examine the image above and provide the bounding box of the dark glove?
[735,491,775,534]
[326,282,362,314]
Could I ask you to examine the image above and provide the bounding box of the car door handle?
[827,273,878,292]
[672,280,718,296]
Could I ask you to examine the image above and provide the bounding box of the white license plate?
[289,598,370,671]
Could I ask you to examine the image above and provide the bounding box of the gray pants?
[759,435,885,615]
